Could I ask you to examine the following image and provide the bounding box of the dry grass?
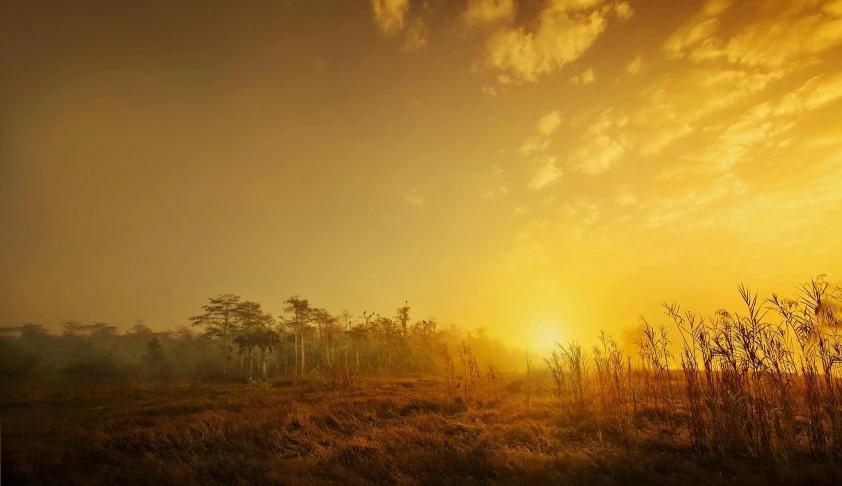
[2,376,841,485]
[4,276,842,484]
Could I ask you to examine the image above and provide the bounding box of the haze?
[2,0,841,347]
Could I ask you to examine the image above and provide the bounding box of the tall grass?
[544,341,588,414]
[770,276,842,459]
[535,275,842,463]
[592,332,634,446]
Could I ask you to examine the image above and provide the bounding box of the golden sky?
[2,0,841,348]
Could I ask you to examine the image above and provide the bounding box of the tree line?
[0,295,518,384]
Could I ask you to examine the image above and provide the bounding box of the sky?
[2,0,841,348]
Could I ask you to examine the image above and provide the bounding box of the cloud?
[626,55,642,74]
[481,186,510,200]
[566,110,626,174]
[722,15,842,68]
[570,68,595,85]
[519,110,562,155]
[826,0,842,16]
[665,0,842,69]
[519,135,550,155]
[482,85,498,96]
[312,56,326,71]
[692,116,785,173]
[560,199,601,225]
[615,2,634,21]
[397,185,425,206]
[401,18,428,52]
[645,173,748,231]
[496,74,515,85]
[638,123,693,157]
[662,0,732,60]
[668,72,842,179]
[616,188,637,206]
[484,1,608,81]
[518,110,565,191]
[627,67,785,154]
[775,71,842,115]
[664,17,722,59]
[528,157,563,189]
[371,0,410,36]
[463,0,515,26]
[537,110,562,136]
[569,134,625,174]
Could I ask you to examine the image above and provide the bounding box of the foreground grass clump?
[3,377,842,485]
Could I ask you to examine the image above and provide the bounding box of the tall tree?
[397,301,411,336]
[190,294,241,375]
[311,308,335,367]
[284,296,312,381]
[233,300,275,380]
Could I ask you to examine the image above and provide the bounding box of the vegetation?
[2,276,842,484]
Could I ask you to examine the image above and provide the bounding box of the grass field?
[3,376,841,485]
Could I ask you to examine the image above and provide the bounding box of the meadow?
[2,276,842,485]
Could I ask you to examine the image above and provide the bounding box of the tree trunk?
[248,348,254,380]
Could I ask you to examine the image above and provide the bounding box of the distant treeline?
[0,296,519,384]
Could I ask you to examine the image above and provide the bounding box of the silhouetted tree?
[146,337,164,362]
[397,301,411,336]
[190,294,241,375]
[284,296,313,381]
[128,319,153,336]
[233,300,276,380]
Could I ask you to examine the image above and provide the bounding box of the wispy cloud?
[397,185,425,206]
[481,186,510,200]
[401,18,428,52]
[570,68,595,85]
[370,0,410,36]
[626,55,642,74]
[462,0,515,27]
[483,1,609,82]
[568,110,627,175]
[529,157,563,189]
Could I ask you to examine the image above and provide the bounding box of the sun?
[528,318,564,352]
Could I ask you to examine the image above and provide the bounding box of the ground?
[2,377,840,485]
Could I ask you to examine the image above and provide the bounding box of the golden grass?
[3,276,842,484]
[3,376,841,485]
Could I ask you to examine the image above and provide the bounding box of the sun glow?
[528,318,565,353]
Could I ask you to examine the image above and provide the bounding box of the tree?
[311,308,336,367]
[190,294,241,375]
[233,300,276,380]
[90,322,119,337]
[145,337,166,377]
[128,319,153,336]
[62,321,83,337]
[284,296,312,381]
[397,301,411,336]
[146,337,164,362]
[20,323,47,341]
